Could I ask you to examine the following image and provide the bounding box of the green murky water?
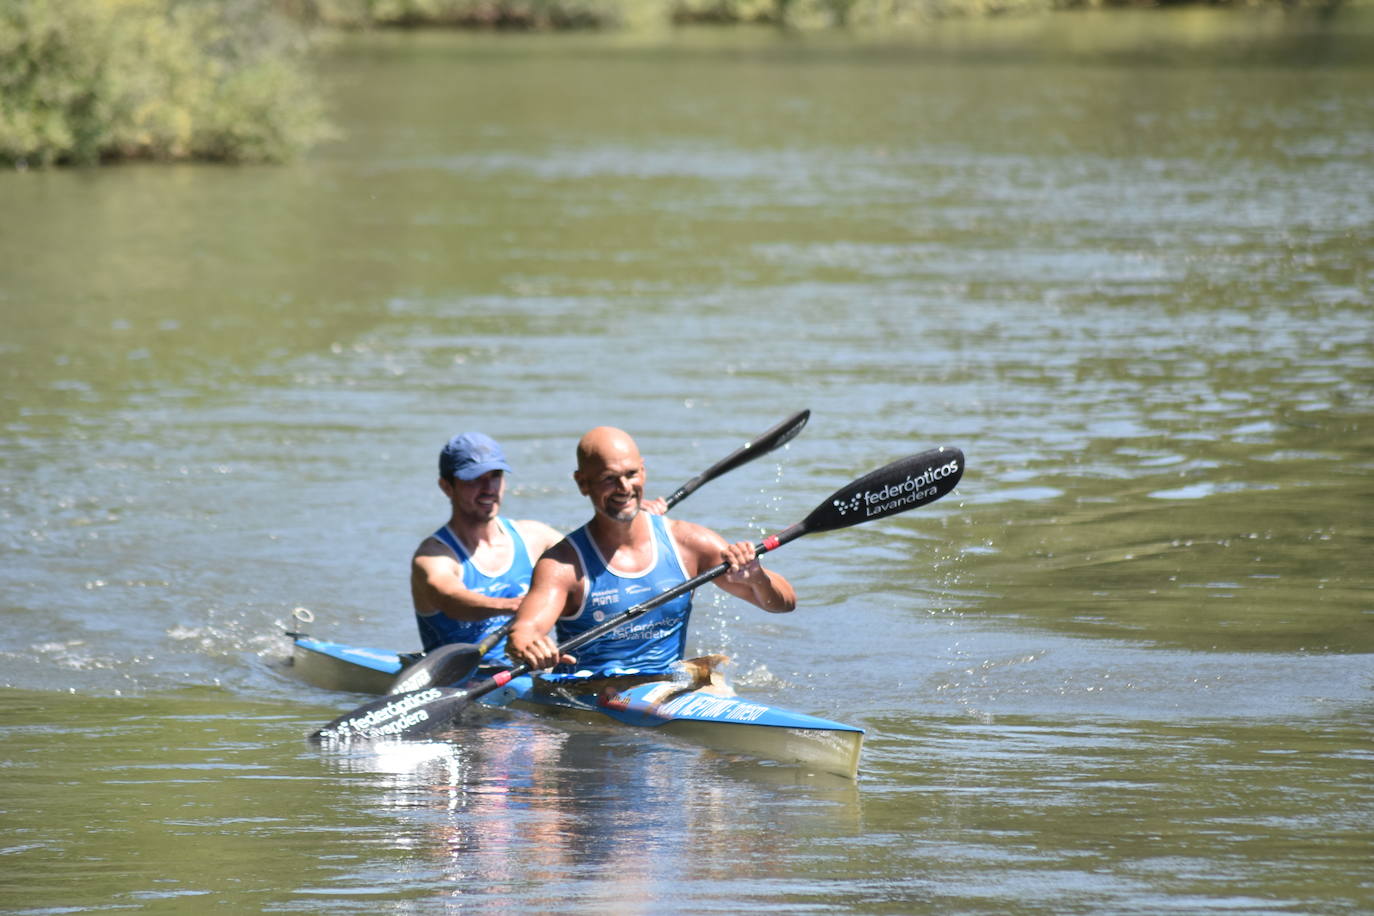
[2,10,1371,913]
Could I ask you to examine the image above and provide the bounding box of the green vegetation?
[307,0,1362,29]
[0,0,329,167]
[304,0,625,28]
[3,0,1359,167]
[304,0,870,27]
[677,0,1360,27]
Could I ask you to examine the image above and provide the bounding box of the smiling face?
[574,427,647,524]
[580,453,645,522]
[441,469,506,524]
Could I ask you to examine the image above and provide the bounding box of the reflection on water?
[313,718,863,907]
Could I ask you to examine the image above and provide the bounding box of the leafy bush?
[0,0,330,166]
[309,0,628,28]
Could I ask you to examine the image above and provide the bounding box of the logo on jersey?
[590,588,620,608]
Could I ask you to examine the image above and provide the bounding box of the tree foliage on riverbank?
[304,0,1361,29]
[0,0,329,167]
[300,0,623,27]
[4,0,1360,167]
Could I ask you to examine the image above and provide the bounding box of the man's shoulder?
[413,531,459,567]
[662,516,721,546]
[512,518,569,560]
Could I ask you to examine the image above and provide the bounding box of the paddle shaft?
[477,446,963,700]
[461,545,775,706]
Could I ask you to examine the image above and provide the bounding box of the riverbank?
[2,0,1366,168]
[307,0,1363,30]
[0,0,329,167]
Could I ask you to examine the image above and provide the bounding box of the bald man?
[507,427,795,678]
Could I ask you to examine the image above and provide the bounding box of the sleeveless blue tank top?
[415,517,534,664]
[558,513,693,677]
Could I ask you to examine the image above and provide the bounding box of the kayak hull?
[289,636,864,778]
[289,637,402,695]
[489,674,865,779]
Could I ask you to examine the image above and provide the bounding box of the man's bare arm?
[507,541,580,669]
[410,540,520,622]
[669,519,796,613]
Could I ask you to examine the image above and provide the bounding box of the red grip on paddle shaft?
[759,521,806,555]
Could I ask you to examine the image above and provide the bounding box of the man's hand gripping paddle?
[312,445,963,743]
[383,410,812,695]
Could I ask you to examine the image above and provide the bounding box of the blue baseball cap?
[439,432,512,481]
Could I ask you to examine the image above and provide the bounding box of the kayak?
[289,636,865,779]
[287,446,968,779]
[287,637,415,695]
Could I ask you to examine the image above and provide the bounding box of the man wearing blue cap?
[410,432,562,666]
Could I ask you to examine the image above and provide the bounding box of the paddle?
[313,444,963,742]
[386,627,501,695]
[660,409,810,509]
[383,410,812,695]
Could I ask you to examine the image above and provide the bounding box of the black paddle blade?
[310,686,473,742]
[709,409,809,478]
[801,446,964,536]
[665,409,811,508]
[386,642,482,695]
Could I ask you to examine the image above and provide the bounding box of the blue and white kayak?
[490,672,865,779]
[288,636,865,779]
[288,637,408,695]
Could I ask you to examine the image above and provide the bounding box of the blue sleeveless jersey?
[558,513,693,678]
[415,517,534,664]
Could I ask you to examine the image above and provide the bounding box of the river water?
[2,9,1371,913]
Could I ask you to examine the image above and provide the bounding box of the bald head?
[574,427,648,521]
[576,426,641,473]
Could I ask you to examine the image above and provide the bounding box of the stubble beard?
[461,493,501,524]
[603,494,639,523]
